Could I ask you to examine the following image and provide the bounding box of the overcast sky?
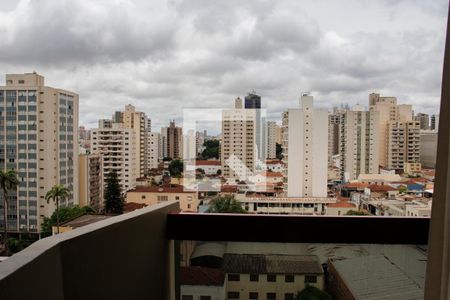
[0,0,447,131]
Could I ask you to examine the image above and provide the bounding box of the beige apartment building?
[78,154,102,211]
[161,121,183,159]
[221,98,256,181]
[122,105,148,177]
[369,93,420,171]
[0,72,79,233]
[266,121,277,159]
[339,110,380,181]
[91,121,139,192]
[222,254,324,300]
[126,186,199,212]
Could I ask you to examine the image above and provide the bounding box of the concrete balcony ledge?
[0,201,179,300]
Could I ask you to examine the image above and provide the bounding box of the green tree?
[45,185,70,234]
[0,169,19,249]
[399,185,408,194]
[207,195,246,213]
[345,210,369,216]
[200,140,220,159]
[162,157,173,162]
[6,237,31,254]
[276,143,283,159]
[41,205,94,237]
[296,285,332,300]
[169,159,184,177]
[104,171,124,214]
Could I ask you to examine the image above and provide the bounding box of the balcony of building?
[0,202,434,300]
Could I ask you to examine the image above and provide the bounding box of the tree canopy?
[104,171,124,214]
[207,195,246,213]
[345,210,369,216]
[169,159,184,177]
[296,285,332,300]
[276,143,283,159]
[200,140,220,159]
[41,205,95,237]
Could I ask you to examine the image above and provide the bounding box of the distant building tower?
[162,121,182,159]
[285,95,328,197]
[415,113,430,130]
[431,114,439,131]
[244,92,264,161]
[339,109,380,181]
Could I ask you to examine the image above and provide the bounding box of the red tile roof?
[343,182,369,189]
[221,185,238,193]
[195,160,221,166]
[266,159,283,165]
[327,201,356,208]
[367,184,397,192]
[180,266,225,286]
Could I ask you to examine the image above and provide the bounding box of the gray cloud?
[0,0,447,130]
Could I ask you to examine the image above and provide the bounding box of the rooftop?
[180,266,225,286]
[221,253,323,275]
[128,185,196,194]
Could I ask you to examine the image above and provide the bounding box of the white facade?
[147,132,160,170]
[286,95,328,197]
[181,285,225,300]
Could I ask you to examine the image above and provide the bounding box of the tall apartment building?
[78,154,102,211]
[431,114,440,131]
[91,121,139,192]
[339,110,380,181]
[244,92,263,161]
[285,95,327,198]
[369,93,420,171]
[266,121,277,159]
[328,111,343,163]
[161,121,182,159]
[147,132,160,170]
[221,98,256,181]
[281,111,289,172]
[0,72,79,233]
[415,113,430,130]
[122,104,149,177]
[387,120,420,170]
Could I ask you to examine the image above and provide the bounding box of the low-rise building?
[180,266,226,300]
[325,201,357,216]
[126,185,199,212]
[52,214,111,235]
[222,254,324,300]
[265,160,284,172]
[235,194,336,215]
[193,160,221,175]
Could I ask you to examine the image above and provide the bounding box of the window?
[228,291,240,299]
[249,292,258,299]
[181,296,193,300]
[200,297,211,300]
[267,274,276,282]
[228,273,240,281]
[250,274,259,281]
[267,293,276,300]
[285,275,294,282]
[304,275,317,283]
[284,294,294,300]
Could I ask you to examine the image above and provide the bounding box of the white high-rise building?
[285,95,328,197]
[0,72,79,233]
[147,132,160,170]
[339,110,380,181]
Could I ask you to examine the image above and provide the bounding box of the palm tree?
[0,169,19,248]
[45,185,70,234]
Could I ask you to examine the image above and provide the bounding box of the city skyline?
[0,0,447,130]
